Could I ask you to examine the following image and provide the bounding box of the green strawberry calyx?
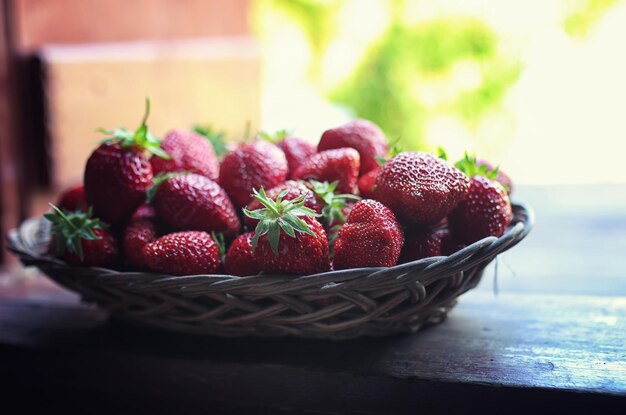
[243,187,320,256]
[455,152,500,181]
[44,203,105,262]
[193,124,229,158]
[146,171,191,203]
[376,137,403,166]
[437,146,448,161]
[309,180,359,227]
[257,129,292,144]
[98,98,170,159]
[211,231,227,263]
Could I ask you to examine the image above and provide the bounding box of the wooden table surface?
[1,184,625,414]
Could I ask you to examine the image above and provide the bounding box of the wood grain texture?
[0,291,624,413]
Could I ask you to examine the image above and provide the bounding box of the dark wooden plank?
[0,292,624,413]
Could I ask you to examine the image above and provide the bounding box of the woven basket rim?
[7,202,534,285]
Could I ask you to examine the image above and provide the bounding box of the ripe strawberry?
[219,141,288,208]
[56,185,88,212]
[399,226,441,263]
[85,99,168,225]
[437,227,466,255]
[292,148,360,194]
[357,167,378,199]
[123,208,159,269]
[150,173,240,238]
[130,203,157,221]
[45,205,118,267]
[243,180,322,229]
[277,137,317,178]
[244,188,330,274]
[143,231,221,275]
[448,175,512,244]
[477,159,513,195]
[455,152,513,194]
[373,152,469,226]
[318,119,388,175]
[224,232,260,276]
[150,129,219,180]
[333,199,404,269]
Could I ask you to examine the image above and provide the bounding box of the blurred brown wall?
[1,0,259,238]
[14,0,250,50]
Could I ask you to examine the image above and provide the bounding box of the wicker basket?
[7,203,533,339]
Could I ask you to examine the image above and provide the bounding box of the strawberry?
[123,206,159,269]
[150,129,219,181]
[357,167,378,199]
[193,125,231,159]
[224,232,260,276]
[219,141,288,208]
[56,185,88,212]
[84,99,168,225]
[318,119,388,175]
[130,203,157,221]
[150,173,240,238]
[243,180,322,229]
[292,148,360,194]
[143,231,221,275]
[448,175,512,244]
[244,188,330,275]
[455,152,513,194]
[308,180,359,229]
[333,199,404,269]
[277,137,317,178]
[45,205,118,267]
[373,152,469,226]
[437,227,466,255]
[477,159,513,195]
[399,226,442,263]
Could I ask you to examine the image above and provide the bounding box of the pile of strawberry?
[47,100,513,277]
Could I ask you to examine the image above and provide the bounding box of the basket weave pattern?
[7,203,532,339]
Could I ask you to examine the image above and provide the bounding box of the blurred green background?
[253,0,625,185]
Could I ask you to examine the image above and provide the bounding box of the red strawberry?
[56,185,88,212]
[448,175,512,244]
[455,152,513,194]
[219,141,288,208]
[477,159,513,195]
[357,167,378,199]
[123,211,159,269]
[85,99,168,225]
[224,232,260,276]
[130,203,157,221]
[143,231,221,275]
[243,180,322,229]
[318,119,388,175]
[277,137,317,178]
[399,226,441,263]
[244,189,330,275]
[333,199,404,269]
[150,129,219,180]
[150,173,240,238]
[292,148,360,194]
[45,205,118,267]
[373,152,469,226]
[437,227,466,255]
